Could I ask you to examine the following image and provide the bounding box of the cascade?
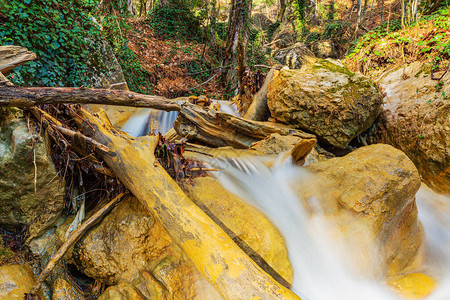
[210,156,450,300]
[119,103,449,299]
[121,100,239,137]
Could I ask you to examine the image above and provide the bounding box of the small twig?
[63,104,96,131]
[53,125,109,153]
[25,193,129,299]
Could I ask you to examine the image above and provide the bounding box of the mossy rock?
[267,59,383,149]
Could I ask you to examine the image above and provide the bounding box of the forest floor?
[124,18,225,99]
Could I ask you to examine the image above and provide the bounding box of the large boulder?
[0,118,64,238]
[267,59,383,149]
[294,144,425,277]
[369,62,450,194]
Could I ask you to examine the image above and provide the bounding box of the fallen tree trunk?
[0,85,316,148]
[0,86,180,111]
[175,105,316,148]
[73,107,301,300]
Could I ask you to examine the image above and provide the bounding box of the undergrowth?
[346,5,450,76]
[0,0,104,87]
[102,15,156,94]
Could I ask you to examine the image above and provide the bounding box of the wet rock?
[310,40,338,58]
[181,176,294,286]
[295,144,425,277]
[272,43,316,69]
[388,273,437,299]
[369,62,450,194]
[52,277,84,300]
[267,59,383,149]
[0,118,64,238]
[74,197,222,299]
[0,264,44,299]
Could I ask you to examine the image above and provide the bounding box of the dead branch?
[1,85,316,149]
[53,125,109,152]
[25,193,129,299]
[175,105,316,148]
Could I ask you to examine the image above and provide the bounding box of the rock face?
[0,264,44,299]
[0,118,64,237]
[369,62,450,194]
[272,43,316,69]
[74,196,222,300]
[267,59,383,149]
[294,144,425,277]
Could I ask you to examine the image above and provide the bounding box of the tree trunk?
[73,107,302,300]
[222,0,252,93]
[277,0,287,23]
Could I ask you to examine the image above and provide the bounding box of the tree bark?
[0,85,316,148]
[0,86,180,111]
[72,107,302,300]
[222,0,252,92]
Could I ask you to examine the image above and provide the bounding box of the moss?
[314,59,355,77]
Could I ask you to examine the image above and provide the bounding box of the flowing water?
[121,100,239,137]
[123,108,450,299]
[210,156,450,300]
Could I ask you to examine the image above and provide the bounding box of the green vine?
[0,0,105,87]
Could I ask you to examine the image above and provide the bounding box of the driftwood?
[175,104,315,148]
[26,193,129,299]
[71,107,301,300]
[0,85,316,148]
[0,45,37,76]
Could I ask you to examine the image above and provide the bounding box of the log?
[0,85,316,148]
[175,105,316,148]
[0,45,37,76]
[0,86,180,111]
[74,107,301,300]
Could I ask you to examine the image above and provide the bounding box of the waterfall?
[121,100,239,137]
[210,156,450,300]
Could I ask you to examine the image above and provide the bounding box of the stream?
[122,108,450,299]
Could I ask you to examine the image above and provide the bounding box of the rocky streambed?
[0,47,448,300]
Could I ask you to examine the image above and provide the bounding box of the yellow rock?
[0,264,44,300]
[182,176,294,287]
[388,273,437,299]
[294,144,425,277]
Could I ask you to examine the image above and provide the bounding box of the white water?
[121,100,239,137]
[210,156,450,300]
